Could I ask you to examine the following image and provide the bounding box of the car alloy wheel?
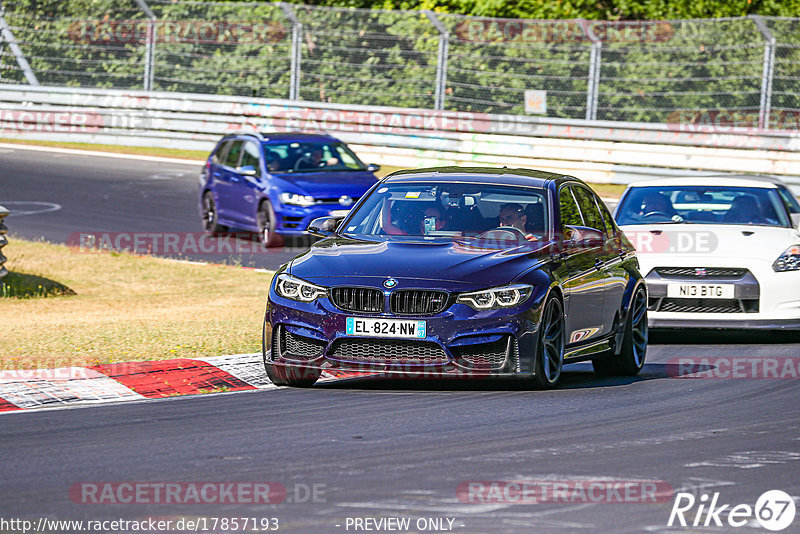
[533,296,565,388]
[592,285,647,376]
[202,192,226,233]
[258,202,281,248]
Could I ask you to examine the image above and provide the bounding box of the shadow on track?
[314,362,688,392]
[650,329,800,345]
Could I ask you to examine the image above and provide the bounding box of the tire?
[592,285,648,376]
[201,192,227,233]
[262,317,320,387]
[257,201,282,248]
[532,296,566,389]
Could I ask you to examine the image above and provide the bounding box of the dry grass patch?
[0,237,273,370]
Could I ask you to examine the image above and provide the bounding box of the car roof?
[699,174,790,186]
[626,176,779,189]
[225,131,339,143]
[383,166,573,188]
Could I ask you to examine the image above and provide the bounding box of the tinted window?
[224,141,243,168]
[559,187,583,228]
[239,142,261,175]
[597,198,617,238]
[573,186,605,231]
[212,140,230,164]
[777,186,800,214]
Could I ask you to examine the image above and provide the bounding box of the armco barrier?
[0,205,8,279]
[0,84,798,186]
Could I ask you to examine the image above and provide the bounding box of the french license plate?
[667,283,734,299]
[345,317,426,338]
[329,209,350,217]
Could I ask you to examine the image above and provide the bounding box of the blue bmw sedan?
[199,132,379,246]
[263,167,647,388]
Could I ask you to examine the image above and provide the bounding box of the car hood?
[289,236,552,291]
[620,223,800,271]
[274,170,377,198]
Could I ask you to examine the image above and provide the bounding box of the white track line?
[0,142,204,165]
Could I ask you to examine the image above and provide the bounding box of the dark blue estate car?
[199,132,379,246]
[263,167,648,388]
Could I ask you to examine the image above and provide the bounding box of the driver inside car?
[635,192,682,222]
[499,203,539,241]
[295,147,326,170]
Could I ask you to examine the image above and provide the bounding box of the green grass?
[1,271,76,298]
[0,237,273,370]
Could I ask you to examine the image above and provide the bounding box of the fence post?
[0,8,39,85]
[750,15,775,130]
[0,205,9,280]
[579,20,601,121]
[425,11,449,111]
[279,2,302,101]
[133,0,156,91]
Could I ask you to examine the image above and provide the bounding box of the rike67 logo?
[668,490,796,531]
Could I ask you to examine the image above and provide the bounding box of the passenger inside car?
[723,194,774,225]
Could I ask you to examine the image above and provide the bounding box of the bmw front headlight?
[280,192,316,206]
[275,274,327,302]
[773,245,800,272]
[457,284,533,310]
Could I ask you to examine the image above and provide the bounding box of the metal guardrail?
[0,2,798,125]
[0,84,798,185]
[0,205,9,279]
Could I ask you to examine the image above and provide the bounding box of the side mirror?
[308,216,342,238]
[791,213,800,230]
[237,165,258,176]
[366,163,381,173]
[563,225,605,247]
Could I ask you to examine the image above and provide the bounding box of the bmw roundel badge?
[383,278,398,289]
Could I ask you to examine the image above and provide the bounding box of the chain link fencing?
[0,0,797,126]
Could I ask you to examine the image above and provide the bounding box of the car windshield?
[616,185,792,227]
[340,182,549,246]
[263,141,366,173]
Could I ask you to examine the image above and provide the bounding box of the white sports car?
[614,176,800,330]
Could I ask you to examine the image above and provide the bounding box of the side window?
[573,186,605,231]
[223,141,243,168]
[212,140,230,164]
[596,197,617,238]
[559,186,583,228]
[239,142,262,175]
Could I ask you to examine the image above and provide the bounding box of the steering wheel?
[293,156,318,171]
[641,211,672,220]
[477,226,529,241]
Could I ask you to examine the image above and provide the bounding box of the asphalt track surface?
[2,146,800,533]
[0,146,308,269]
